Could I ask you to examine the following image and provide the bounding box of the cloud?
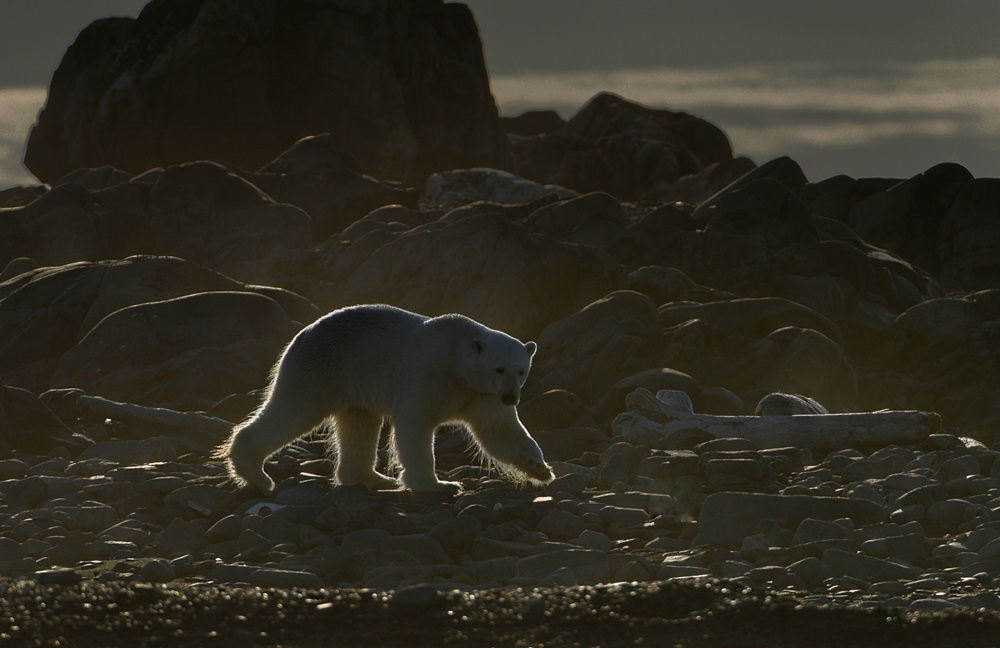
[0,87,45,188]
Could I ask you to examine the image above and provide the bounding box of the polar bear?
[216,304,552,494]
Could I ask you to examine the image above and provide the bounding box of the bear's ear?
[472,339,485,354]
[524,341,537,358]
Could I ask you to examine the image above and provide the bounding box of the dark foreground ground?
[4,579,1000,648]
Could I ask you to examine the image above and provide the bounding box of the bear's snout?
[501,392,518,406]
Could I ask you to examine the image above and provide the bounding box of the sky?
[1,0,998,189]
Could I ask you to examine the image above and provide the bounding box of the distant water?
[0,87,45,189]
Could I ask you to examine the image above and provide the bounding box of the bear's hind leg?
[223,397,329,493]
[333,408,393,488]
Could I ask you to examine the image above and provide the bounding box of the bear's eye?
[518,370,525,376]
[496,367,505,374]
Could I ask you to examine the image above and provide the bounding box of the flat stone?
[429,515,483,551]
[656,564,712,579]
[517,549,610,586]
[0,458,30,480]
[42,539,94,566]
[274,483,330,507]
[938,455,982,480]
[821,548,920,583]
[139,559,176,583]
[312,508,350,533]
[696,493,886,548]
[0,537,25,560]
[206,514,243,543]
[792,518,853,544]
[90,539,138,558]
[573,530,611,552]
[462,556,519,582]
[248,568,324,589]
[925,499,977,530]
[379,535,450,566]
[537,509,587,541]
[883,473,937,492]
[154,518,208,555]
[209,563,260,583]
[868,581,908,596]
[703,458,764,482]
[139,476,187,496]
[54,504,118,533]
[597,505,649,530]
[77,439,177,464]
[163,484,236,516]
[909,598,959,612]
[894,484,949,510]
[35,568,83,585]
[538,566,578,587]
[390,584,441,610]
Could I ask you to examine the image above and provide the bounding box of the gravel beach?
[6,578,1000,648]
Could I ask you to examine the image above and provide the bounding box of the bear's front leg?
[393,414,461,494]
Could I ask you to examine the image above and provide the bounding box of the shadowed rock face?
[24,0,506,185]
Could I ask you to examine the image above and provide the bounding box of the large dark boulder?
[0,161,314,286]
[24,0,505,184]
[0,256,317,393]
[507,93,732,201]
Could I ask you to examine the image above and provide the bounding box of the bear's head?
[470,336,537,406]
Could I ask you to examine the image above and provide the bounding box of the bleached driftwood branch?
[613,389,940,451]
[77,395,233,442]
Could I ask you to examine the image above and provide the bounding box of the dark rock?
[0,257,39,283]
[939,178,1000,291]
[49,291,294,410]
[0,164,314,286]
[755,392,829,416]
[319,213,623,341]
[516,192,629,249]
[139,559,176,583]
[502,110,566,136]
[665,156,758,205]
[0,385,81,455]
[25,0,505,185]
[626,266,735,306]
[508,92,732,201]
[875,290,1000,439]
[532,291,662,403]
[35,568,84,586]
[248,135,418,240]
[695,156,809,215]
[390,584,442,610]
[518,390,596,432]
[531,428,613,462]
[0,185,47,208]
[696,492,886,548]
[592,368,700,423]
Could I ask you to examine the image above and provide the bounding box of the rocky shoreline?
[4,0,1000,644]
[4,403,1000,646]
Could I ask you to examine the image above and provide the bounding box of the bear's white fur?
[217,304,552,493]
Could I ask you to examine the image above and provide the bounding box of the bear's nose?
[501,393,517,406]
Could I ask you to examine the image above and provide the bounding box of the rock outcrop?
[24,0,506,184]
[4,45,1000,618]
[506,92,733,201]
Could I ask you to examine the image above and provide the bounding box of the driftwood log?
[613,389,940,452]
[76,395,233,448]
